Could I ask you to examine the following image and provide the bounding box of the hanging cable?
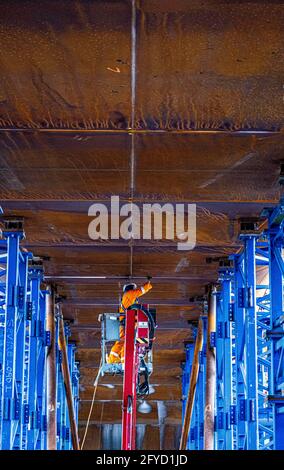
[80,359,103,450]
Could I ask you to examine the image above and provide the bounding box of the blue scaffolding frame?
[233,235,273,450]
[265,203,284,449]
[0,221,80,450]
[182,203,284,450]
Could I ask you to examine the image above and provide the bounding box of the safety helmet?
[123,283,137,293]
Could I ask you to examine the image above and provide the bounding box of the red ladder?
[121,308,150,450]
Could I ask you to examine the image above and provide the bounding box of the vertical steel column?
[216,270,234,449]
[234,253,247,449]
[255,240,273,449]
[58,308,80,450]
[216,291,224,449]
[243,236,259,449]
[1,229,23,449]
[55,311,62,450]
[0,248,6,442]
[67,343,80,449]
[180,317,204,450]
[269,225,284,449]
[14,250,29,449]
[27,263,42,449]
[46,285,57,450]
[222,275,234,449]
[70,347,80,438]
[37,290,48,450]
[204,287,216,450]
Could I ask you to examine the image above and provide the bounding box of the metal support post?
[204,287,216,450]
[14,250,29,450]
[37,287,49,450]
[233,252,247,449]
[255,239,273,449]
[216,269,234,449]
[27,261,44,449]
[46,285,57,450]
[1,226,24,449]
[67,343,80,449]
[243,236,259,449]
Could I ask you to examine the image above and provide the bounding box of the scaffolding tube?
[46,286,57,450]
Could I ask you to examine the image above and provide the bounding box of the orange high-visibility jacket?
[119,281,152,313]
[107,281,153,363]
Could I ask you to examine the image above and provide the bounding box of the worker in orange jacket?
[107,277,153,364]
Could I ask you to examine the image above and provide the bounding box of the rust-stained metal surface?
[0,132,283,201]
[0,0,283,130]
[0,0,284,449]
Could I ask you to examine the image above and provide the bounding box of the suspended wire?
[80,359,103,450]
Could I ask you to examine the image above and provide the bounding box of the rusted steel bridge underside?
[0,0,283,449]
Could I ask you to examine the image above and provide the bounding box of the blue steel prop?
[264,202,284,449]
[231,237,273,450]
[215,265,234,450]
[68,342,80,449]
[233,236,260,450]
[0,221,80,450]
[0,224,27,449]
[27,260,46,450]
